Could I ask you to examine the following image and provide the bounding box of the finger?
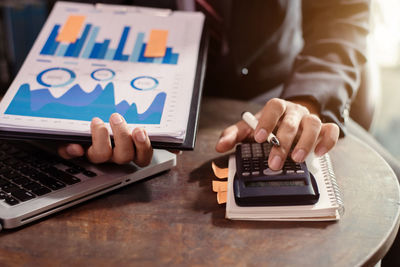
[314,123,340,157]
[58,144,85,159]
[254,98,286,143]
[291,114,322,162]
[268,110,303,170]
[132,128,153,167]
[87,117,113,163]
[109,113,135,164]
[216,120,252,153]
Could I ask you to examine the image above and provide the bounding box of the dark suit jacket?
[203,0,369,136]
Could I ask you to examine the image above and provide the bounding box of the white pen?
[241,111,280,147]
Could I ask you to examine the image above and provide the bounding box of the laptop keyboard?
[0,140,97,206]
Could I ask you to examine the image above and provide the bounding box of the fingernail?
[110,113,123,124]
[218,132,235,144]
[218,136,227,144]
[270,155,282,170]
[255,128,268,143]
[92,117,103,125]
[66,144,79,156]
[292,149,306,162]
[315,147,328,157]
[135,129,147,143]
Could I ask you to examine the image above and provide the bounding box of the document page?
[0,2,204,143]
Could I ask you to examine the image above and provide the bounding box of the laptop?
[0,139,176,230]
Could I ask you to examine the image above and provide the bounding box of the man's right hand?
[57,113,153,167]
[215,98,340,170]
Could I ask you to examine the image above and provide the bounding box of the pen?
[241,111,280,147]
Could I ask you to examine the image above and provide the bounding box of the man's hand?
[58,113,153,167]
[215,98,339,170]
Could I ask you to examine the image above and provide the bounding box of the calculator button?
[296,170,305,174]
[242,172,250,177]
[263,168,283,176]
[252,171,260,176]
[286,170,295,174]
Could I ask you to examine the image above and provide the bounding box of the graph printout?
[0,2,204,142]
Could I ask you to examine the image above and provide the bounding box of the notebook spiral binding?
[319,153,344,216]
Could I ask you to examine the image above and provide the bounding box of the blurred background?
[369,0,400,161]
[0,0,398,161]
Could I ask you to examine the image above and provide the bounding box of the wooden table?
[0,98,399,266]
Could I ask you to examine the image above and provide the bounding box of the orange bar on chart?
[56,15,86,43]
[144,29,169,57]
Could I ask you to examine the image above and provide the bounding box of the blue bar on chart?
[129,32,145,62]
[97,39,110,59]
[105,48,116,60]
[64,24,92,57]
[89,43,102,59]
[74,24,92,57]
[163,47,179,64]
[56,44,68,56]
[81,26,99,58]
[153,57,163,64]
[40,24,61,55]
[90,39,110,59]
[113,26,130,61]
[169,52,179,65]
[138,44,154,63]
[162,47,173,64]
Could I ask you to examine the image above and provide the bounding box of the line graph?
[5,83,166,124]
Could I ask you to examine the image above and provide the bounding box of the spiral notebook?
[226,153,344,221]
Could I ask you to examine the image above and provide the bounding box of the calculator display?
[245,180,306,187]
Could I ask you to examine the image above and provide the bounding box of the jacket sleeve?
[280,0,370,136]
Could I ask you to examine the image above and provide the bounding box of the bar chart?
[40,15,180,65]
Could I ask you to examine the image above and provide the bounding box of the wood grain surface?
[0,98,399,267]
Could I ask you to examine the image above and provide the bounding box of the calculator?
[233,142,319,206]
